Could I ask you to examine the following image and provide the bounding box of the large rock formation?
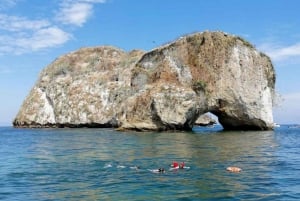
[13,31,276,131]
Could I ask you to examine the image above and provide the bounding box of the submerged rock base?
[13,31,275,131]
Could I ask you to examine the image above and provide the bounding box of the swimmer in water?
[148,168,165,173]
[226,166,242,173]
[171,161,185,169]
[158,168,165,172]
[170,161,190,170]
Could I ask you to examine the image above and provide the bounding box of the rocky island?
[13,31,276,131]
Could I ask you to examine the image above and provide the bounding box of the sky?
[0,0,299,126]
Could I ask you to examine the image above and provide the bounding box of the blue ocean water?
[0,125,299,200]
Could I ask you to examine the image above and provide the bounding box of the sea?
[0,125,299,201]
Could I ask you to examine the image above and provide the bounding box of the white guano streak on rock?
[142,61,154,69]
[231,45,273,124]
[37,88,56,124]
[260,87,273,124]
[166,56,192,85]
[100,88,110,109]
[79,112,87,123]
[231,46,257,100]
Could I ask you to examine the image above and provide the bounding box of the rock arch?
[14,31,275,131]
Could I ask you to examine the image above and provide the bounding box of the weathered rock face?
[13,31,276,131]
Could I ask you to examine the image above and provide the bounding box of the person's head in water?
[158,168,165,172]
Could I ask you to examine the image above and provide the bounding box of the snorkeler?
[172,161,179,168]
[148,168,165,173]
[158,168,165,172]
[171,161,185,169]
[170,161,189,170]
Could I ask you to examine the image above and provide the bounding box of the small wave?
[104,164,113,168]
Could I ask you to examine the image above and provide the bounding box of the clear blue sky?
[0,0,299,126]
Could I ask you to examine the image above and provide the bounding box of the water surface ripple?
[0,125,299,200]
